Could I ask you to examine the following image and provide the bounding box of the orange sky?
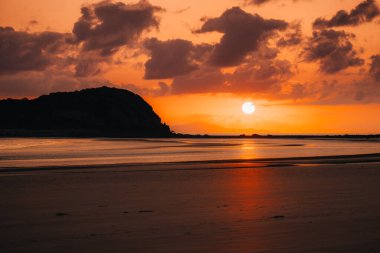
[0,0,380,134]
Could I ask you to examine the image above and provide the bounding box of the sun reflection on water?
[239,141,256,160]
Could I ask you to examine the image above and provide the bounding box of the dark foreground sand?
[1,154,380,253]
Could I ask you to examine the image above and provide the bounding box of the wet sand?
[1,154,380,252]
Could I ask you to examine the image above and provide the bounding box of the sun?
[242,102,256,115]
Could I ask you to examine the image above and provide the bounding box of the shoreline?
[0,133,380,139]
[1,152,380,173]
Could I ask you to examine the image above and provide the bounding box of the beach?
[1,150,380,252]
[2,0,380,251]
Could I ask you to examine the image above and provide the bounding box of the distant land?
[0,86,172,137]
[0,86,379,139]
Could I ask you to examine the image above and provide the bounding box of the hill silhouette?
[0,86,172,137]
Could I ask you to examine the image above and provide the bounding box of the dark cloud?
[254,44,279,59]
[171,67,225,94]
[171,55,293,95]
[174,7,190,14]
[124,81,170,96]
[74,54,105,77]
[0,70,108,98]
[246,0,271,5]
[168,33,295,95]
[352,79,380,102]
[156,81,171,96]
[272,80,345,104]
[244,0,306,6]
[143,38,212,79]
[228,58,293,93]
[67,0,164,77]
[0,26,105,96]
[313,0,380,29]
[195,7,288,66]
[0,0,166,95]
[273,69,380,104]
[370,54,380,81]
[29,20,39,26]
[277,22,303,47]
[302,29,364,73]
[0,26,67,74]
[69,0,163,56]
[319,78,380,104]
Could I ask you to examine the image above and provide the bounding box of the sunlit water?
[0,138,379,168]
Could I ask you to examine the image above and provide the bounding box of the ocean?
[1,137,379,168]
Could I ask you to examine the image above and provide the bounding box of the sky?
[0,0,380,134]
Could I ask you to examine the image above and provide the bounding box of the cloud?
[0,1,168,96]
[244,0,307,6]
[195,7,288,67]
[0,25,108,78]
[29,20,38,26]
[302,29,364,73]
[228,58,293,93]
[67,0,164,77]
[171,67,225,94]
[246,0,272,5]
[277,21,303,47]
[0,26,103,97]
[74,56,107,77]
[2,0,379,105]
[352,81,380,102]
[370,54,380,81]
[124,81,170,96]
[143,38,212,79]
[167,31,295,95]
[167,45,380,104]
[0,26,68,74]
[170,55,293,95]
[69,0,163,56]
[313,0,380,29]
[0,70,109,98]
[274,59,380,103]
[174,7,190,14]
